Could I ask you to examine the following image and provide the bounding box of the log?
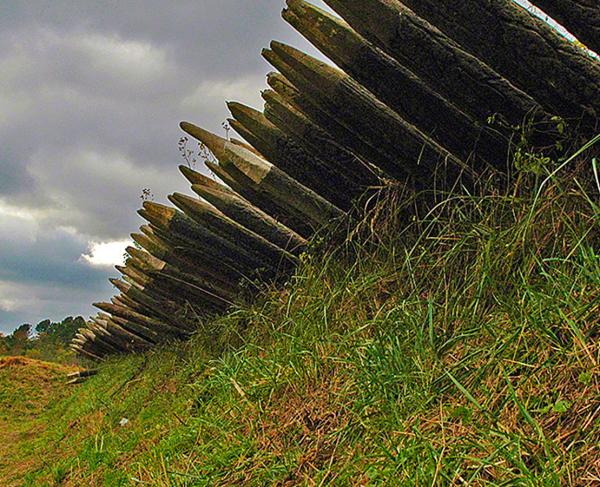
[264,49,418,181]
[131,230,240,288]
[231,137,264,157]
[139,202,288,282]
[379,0,600,126]
[204,159,307,232]
[222,143,345,231]
[168,192,298,271]
[529,0,600,56]
[113,294,149,318]
[179,165,235,195]
[127,246,237,304]
[96,312,156,351]
[264,70,393,180]
[262,89,380,187]
[104,315,161,347]
[80,329,119,355]
[95,318,153,350]
[116,264,153,290]
[181,122,319,236]
[321,0,546,128]
[93,302,185,341]
[75,330,111,356]
[89,320,138,353]
[283,0,510,170]
[268,41,469,184]
[125,250,232,311]
[70,337,107,360]
[111,277,202,331]
[134,228,241,288]
[190,182,307,254]
[227,102,359,209]
[118,268,209,320]
[66,369,99,379]
[226,119,268,160]
[177,166,307,254]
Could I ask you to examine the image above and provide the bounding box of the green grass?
[0,357,80,486]
[5,143,600,485]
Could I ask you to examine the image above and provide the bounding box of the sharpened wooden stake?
[528,0,600,57]
[227,101,360,209]
[321,0,546,127]
[283,0,510,170]
[190,182,307,254]
[130,231,239,290]
[395,0,600,126]
[94,302,186,341]
[221,143,345,229]
[262,88,380,186]
[180,122,321,236]
[268,41,468,183]
[168,193,298,270]
[264,70,393,179]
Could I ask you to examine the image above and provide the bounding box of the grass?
[0,357,80,486]
[2,141,599,485]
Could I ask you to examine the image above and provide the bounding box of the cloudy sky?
[0,0,568,334]
[0,0,335,334]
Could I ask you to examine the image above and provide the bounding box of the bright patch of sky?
[81,241,130,268]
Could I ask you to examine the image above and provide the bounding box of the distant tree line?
[0,316,85,363]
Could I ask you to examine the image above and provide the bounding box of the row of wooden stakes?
[71,0,600,360]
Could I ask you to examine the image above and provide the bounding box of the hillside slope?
[3,159,600,485]
[0,357,80,486]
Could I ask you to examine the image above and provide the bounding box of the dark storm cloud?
[0,0,330,333]
[0,226,106,287]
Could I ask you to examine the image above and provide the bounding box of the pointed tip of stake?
[169,192,218,219]
[179,165,206,186]
[227,101,261,121]
[180,122,227,161]
[225,144,272,185]
[138,207,169,230]
[167,192,191,209]
[139,225,154,237]
[110,279,130,294]
[143,202,176,222]
[178,164,196,180]
[262,48,280,69]
[204,160,220,173]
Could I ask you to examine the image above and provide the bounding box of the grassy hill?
[1,153,599,485]
[0,357,80,486]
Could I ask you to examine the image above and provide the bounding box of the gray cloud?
[0,0,331,334]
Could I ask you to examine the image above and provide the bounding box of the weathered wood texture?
[261,89,380,187]
[190,182,307,254]
[394,0,600,127]
[264,68,395,180]
[222,144,345,229]
[530,0,600,55]
[283,0,510,170]
[268,41,470,185]
[322,0,547,127]
[227,102,361,209]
